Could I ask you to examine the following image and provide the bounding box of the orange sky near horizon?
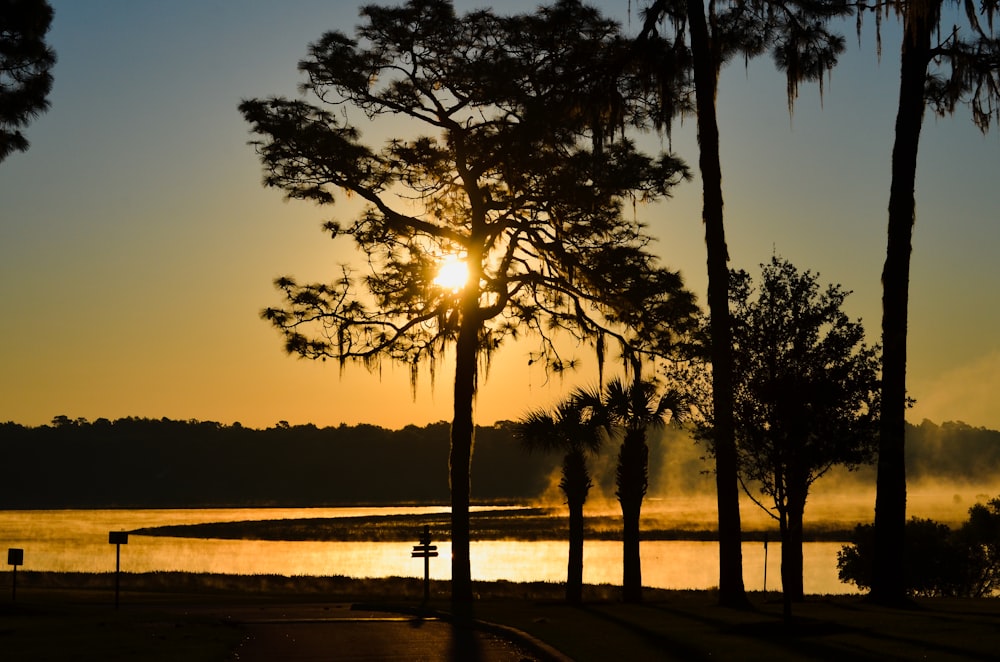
[1,1,999,432]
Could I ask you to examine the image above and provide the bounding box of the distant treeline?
[0,417,997,508]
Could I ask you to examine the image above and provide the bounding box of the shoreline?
[129,507,860,543]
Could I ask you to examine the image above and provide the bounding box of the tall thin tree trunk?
[873,6,931,607]
[777,510,792,620]
[450,311,479,607]
[686,0,747,609]
[567,492,585,603]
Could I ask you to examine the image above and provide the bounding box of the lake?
[0,507,856,594]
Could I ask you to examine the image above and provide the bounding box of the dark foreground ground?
[2,573,999,661]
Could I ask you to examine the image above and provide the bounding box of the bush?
[838,497,1000,598]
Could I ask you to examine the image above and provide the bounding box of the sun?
[433,254,470,292]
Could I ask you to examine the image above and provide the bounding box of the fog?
[530,423,999,533]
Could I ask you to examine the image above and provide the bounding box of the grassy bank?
[130,507,856,543]
[2,572,999,661]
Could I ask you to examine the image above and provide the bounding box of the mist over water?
[552,424,1000,532]
[554,482,994,538]
[6,479,993,596]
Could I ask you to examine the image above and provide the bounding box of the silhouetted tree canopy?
[0,0,55,162]
[0,416,997,509]
[239,0,698,604]
[667,256,881,604]
[731,256,880,603]
[728,257,880,505]
[0,417,547,508]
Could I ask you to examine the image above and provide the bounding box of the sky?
[1,1,998,431]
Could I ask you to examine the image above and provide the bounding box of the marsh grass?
[130,507,856,543]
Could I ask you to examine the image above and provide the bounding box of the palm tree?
[583,376,687,603]
[514,394,605,603]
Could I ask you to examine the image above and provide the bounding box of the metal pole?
[11,565,16,602]
[115,543,121,609]
[423,553,430,604]
[763,534,769,593]
[421,525,431,604]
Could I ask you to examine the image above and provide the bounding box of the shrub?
[838,497,1000,597]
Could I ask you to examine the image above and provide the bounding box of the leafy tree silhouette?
[0,0,56,163]
[637,0,852,608]
[515,392,606,603]
[728,256,880,612]
[856,0,1000,606]
[239,0,696,606]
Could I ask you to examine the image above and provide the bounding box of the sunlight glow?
[433,254,470,292]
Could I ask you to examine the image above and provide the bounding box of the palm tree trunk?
[564,448,590,603]
[567,494,585,603]
[617,431,647,603]
[686,0,747,609]
[450,311,478,607]
[873,5,932,607]
[621,496,642,603]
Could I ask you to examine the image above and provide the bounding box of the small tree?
[514,392,605,603]
[0,0,56,162]
[638,0,853,608]
[578,376,687,603]
[239,0,696,605]
[729,256,880,606]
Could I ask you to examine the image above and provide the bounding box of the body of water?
[0,507,855,594]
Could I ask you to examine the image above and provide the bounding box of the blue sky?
[1,0,998,430]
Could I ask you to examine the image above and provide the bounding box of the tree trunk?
[686,0,747,609]
[621,498,642,603]
[564,448,589,603]
[873,6,931,607]
[450,311,479,607]
[567,492,585,603]
[782,490,806,603]
[777,510,792,620]
[617,431,647,603]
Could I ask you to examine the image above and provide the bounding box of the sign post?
[411,525,438,604]
[763,533,769,593]
[8,548,23,601]
[109,531,128,608]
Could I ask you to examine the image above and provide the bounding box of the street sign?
[413,526,437,603]
[109,531,128,608]
[8,548,23,601]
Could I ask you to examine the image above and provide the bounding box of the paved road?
[227,605,545,661]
